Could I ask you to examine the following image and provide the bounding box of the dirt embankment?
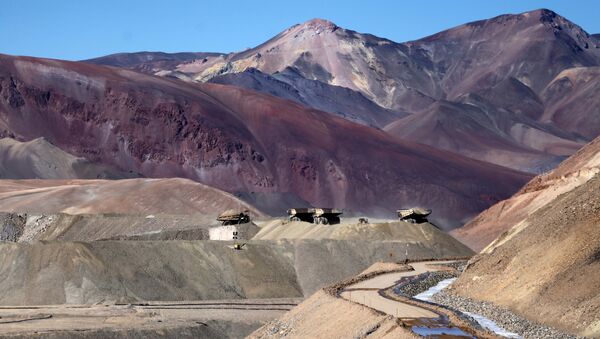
[253,220,474,255]
[0,238,472,306]
[452,174,600,337]
[249,290,415,338]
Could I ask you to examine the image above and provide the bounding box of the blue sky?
[2,0,599,61]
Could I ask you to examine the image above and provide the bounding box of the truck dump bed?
[217,209,250,225]
[287,208,342,225]
[397,208,431,223]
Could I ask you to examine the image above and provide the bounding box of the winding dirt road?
[340,261,454,318]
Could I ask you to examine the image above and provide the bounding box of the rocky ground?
[0,212,25,241]
[431,289,581,339]
[393,270,458,297]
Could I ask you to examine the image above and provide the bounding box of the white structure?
[209,225,241,241]
[208,223,259,241]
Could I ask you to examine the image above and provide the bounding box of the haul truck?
[397,208,431,224]
[287,208,342,225]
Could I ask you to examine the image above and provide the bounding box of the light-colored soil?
[347,262,452,290]
[253,220,474,256]
[342,287,438,319]
[341,262,455,319]
[359,262,408,275]
[0,178,264,218]
[249,290,417,338]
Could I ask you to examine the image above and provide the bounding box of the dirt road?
[340,261,454,318]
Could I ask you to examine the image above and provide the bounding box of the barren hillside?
[208,67,407,128]
[0,178,263,217]
[0,137,133,179]
[452,136,600,251]
[452,175,600,337]
[0,238,472,305]
[88,9,600,173]
[0,54,531,229]
[249,290,414,338]
[450,138,600,337]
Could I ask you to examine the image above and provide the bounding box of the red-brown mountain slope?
[0,54,531,229]
[387,9,600,172]
[87,10,600,174]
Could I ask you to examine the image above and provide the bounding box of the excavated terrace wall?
[0,239,472,305]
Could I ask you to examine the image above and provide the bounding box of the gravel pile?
[431,291,581,339]
[0,213,26,242]
[438,260,468,272]
[394,271,457,297]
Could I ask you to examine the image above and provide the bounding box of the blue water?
[412,326,474,337]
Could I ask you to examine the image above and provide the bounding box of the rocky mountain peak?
[535,8,559,21]
[522,8,594,40]
[300,18,338,32]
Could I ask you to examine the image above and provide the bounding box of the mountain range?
[2,8,599,230]
[88,9,600,174]
[0,54,530,229]
[1,9,598,337]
